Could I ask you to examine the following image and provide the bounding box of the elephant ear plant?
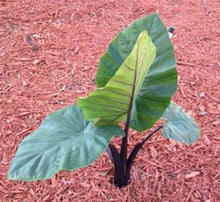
[8,13,200,188]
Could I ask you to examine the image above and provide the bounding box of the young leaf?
[77,31,156,126]
[8,105,124,181]
[96,13,177,131]
[161,102,200,144]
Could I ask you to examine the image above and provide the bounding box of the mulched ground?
[0,0,219,201]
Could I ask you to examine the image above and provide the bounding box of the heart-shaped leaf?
[77,31,156,126]
[162,102,200,144]
[8,105,124,181]
[96,13,177,131]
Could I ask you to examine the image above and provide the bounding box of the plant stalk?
[116,87,135,188]
[117,47,140,187]
[120,115,130,175]
[108,124,163,187]
[112,116,130,187]
[126,125,163,177]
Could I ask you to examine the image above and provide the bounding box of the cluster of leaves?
[8,13,200,184]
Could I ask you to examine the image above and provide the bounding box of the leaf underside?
[77,31,156,127]
[8,105,124,181]
[162,102,200,144]
[96,13,177,131]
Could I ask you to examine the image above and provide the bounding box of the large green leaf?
[77,31,156,126]
[96,13,177,131]
[8,105,124,181]
[162,102,200,144]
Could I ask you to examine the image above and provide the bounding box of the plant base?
[114,174,129,188]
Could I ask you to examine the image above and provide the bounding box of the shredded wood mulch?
[0,0,219,201]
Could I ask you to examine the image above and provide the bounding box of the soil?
[0,0,219,201]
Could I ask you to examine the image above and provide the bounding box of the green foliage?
[7,13,200,183]
[96,13,177,131]
[162,102,200,144]
[78,31,156,127]
[8,105,124,180]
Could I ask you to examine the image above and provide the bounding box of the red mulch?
[0,0,219,201]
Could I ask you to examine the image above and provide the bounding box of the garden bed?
[0,0,219,201]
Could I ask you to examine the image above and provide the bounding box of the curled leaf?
[78,31,156,127]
